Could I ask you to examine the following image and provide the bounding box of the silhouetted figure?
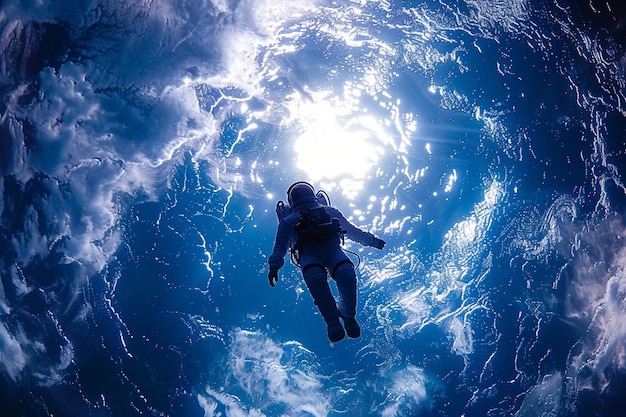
[268,182,386,342]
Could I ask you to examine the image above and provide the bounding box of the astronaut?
[267,182,386,342]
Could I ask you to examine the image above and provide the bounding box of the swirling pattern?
[1,0,625,415]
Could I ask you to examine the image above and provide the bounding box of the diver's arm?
[328,207,385,249]
[267,220,292,286]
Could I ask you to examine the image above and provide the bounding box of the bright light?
[292,94,385,183]
[294,122,381,181]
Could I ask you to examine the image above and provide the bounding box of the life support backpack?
[276,190,345,267]
[293,206,343,246]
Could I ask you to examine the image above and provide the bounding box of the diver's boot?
[326,317,345,343]
[305,275,345,342]
[320,303,344,343]
[340,313,361,339]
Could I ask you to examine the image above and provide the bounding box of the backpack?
[293,206,343,245]
[276,191,345,267]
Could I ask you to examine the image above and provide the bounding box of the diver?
[267,182,386,343]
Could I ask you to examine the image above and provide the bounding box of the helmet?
[287,182,317,206]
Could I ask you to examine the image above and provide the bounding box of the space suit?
[267,182,386,342]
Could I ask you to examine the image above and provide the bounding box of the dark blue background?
[1,1,625,416]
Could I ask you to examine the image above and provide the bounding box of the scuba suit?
[267,182,386,342]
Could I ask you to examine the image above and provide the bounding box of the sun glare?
[292,96,385,186]
[294,122,381,180]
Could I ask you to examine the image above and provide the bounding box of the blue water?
[1,1,626,416]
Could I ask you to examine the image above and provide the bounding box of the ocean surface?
[1,0,626,416]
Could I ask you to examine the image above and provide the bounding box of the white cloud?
[0,321,27,381]
[202,329,331,417]
[381,366,429,417]
[563,217,626,397]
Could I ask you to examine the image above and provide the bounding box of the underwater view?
[1,0,626,415]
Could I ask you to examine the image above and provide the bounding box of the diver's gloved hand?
[268,267,279,287]
[372,237,386,250]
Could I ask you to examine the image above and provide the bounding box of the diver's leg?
[302,264,345,342]
[332,260,357,317]
[332,260,361,338]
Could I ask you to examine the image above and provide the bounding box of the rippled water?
[1,0,626,416]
